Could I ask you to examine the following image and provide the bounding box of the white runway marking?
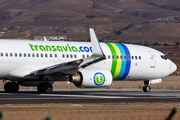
[39,93,133,99]
[0,92,133,99]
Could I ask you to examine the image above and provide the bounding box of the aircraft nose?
[170,61,177,73]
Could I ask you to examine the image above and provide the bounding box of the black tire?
[4,82,19,93]
[11,82,19,93]
[143,86,151,92]
[37,83,45,93]
[4,82,12,93]
[44,83,53,93]
[37,83,53,93]
[143,86,147,92]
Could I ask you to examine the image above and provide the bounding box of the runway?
[0,89,180,104]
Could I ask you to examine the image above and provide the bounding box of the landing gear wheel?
[4,82,19,93]
[37,83,45,93]
[11,82,19,93]
[44,83,53,93]
[143,86,151,92]
[4,82,11,93]
[37,83,53,93]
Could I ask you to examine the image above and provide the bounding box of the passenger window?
[10,53,13,57]
[36,53,39,57]
[54,54,57,58]
[45,54,48,58]
[120,56,122,59]
[15,53,17,57]
[41,54,43,57]
[82,55,85,58]
[139,56,141,60]
[66,54,69,58]
[108,55,110,59]
[124,56,126,59]
[132,56,134,59]
[6,53,8,57]
[50,54,52,58]
[117,55,119,59]
[112,55,114,59]
[1,53,3,57]
[74,54,77,58]
[28,53,31,57]
[70,54,73,58]
[87,55,89,58]
[24,53,26,57]
[135,56,137,60]
[19,53,22,57]
[62,54,65,58]
[32,53,35,57]
[128,56,130,60]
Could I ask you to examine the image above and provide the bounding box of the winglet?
[89,28,105,57]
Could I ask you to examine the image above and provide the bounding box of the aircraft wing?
[26,28,106,76]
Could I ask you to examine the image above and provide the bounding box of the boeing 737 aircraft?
[0,28,177,93]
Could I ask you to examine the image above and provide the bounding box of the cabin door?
[149,51,156,68]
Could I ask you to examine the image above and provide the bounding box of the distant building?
[34,36,67,41]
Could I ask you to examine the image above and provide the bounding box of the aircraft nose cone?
[171,62,177,73]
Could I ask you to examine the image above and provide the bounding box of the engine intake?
[70,73,83,87]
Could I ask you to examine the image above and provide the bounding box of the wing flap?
[29,60,82,76]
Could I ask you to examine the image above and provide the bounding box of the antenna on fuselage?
[44,36,47,41]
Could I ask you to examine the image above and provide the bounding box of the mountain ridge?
[0,0,180,44]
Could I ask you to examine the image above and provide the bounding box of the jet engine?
[70,69,113,88]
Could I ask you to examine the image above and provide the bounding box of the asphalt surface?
[0,89,180,104]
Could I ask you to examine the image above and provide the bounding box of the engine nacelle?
[70,69,113,88]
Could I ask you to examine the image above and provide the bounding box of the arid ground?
[0,102,179,120]
[0,76,180,120]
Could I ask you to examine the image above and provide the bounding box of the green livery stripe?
[105,43,117,79]
[105,42,131,80]
[110,43,122,79]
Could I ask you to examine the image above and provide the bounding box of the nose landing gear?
[143,80,151,92]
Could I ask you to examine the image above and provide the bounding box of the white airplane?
[0,28,177,93]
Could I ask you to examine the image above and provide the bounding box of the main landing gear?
[4,82,19,93]
[37,83,53,93]
[143,80,151,92]
[3,81,53,93]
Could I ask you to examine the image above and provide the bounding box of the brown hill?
[0,0,180,44]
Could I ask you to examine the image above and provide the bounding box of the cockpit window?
[161,55,167,60]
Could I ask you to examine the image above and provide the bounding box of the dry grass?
[0,103,179,120]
